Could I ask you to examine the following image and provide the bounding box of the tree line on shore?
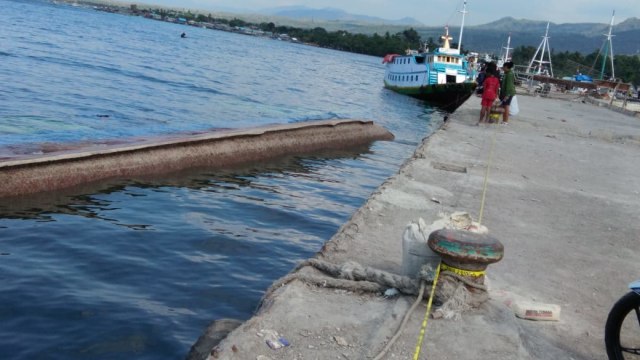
[511,46,640,85]
[153,8,640,85]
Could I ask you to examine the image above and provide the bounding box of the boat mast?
[600,10,615,80]
[526,22,553,77]
[502,33,512,63]
[457,0,468,52]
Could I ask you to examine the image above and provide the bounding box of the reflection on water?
[1,146,373,221]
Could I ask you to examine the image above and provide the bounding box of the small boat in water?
[382,2,476,111]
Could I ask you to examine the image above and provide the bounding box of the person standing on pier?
[500,61,516,124]
[477,62,499,125]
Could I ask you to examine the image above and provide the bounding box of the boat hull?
[384,82,477,112]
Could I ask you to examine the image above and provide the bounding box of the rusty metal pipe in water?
[0,119,394,198]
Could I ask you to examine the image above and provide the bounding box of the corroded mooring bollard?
[427,228,504,287]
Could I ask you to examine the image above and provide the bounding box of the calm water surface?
[0,1,445,358]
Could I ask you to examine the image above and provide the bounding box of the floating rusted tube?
[0,119,394,198]
[427,229,504,286]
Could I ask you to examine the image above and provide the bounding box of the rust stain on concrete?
[0,119,393,198]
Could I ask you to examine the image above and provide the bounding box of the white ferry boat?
[383,3,476,111]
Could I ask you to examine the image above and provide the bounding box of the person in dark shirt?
[475,63,487,95]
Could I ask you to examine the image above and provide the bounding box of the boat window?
[415,56,425,64]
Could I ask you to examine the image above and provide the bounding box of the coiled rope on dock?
[262,258,433,300]
[264,253,487,298]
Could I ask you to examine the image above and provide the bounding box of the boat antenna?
[600,10,615,80]
[457,0,468,51]
[526,22,553,77]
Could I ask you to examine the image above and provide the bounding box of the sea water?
[0,1,444,358]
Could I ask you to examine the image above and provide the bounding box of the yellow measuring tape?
[440,263,485,278]
[412,262,441,360]
[412,124,500,359]
[477,124,499,225]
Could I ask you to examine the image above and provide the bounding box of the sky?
[138,0,638,26]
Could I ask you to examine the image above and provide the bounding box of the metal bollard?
[427,228,504,288]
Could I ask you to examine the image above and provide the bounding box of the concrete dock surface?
[203,93,640,359]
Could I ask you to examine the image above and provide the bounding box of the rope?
[263,273,388,300]
[440,271,487,291]
[372,280,427,360]
[412,262,442,360]
[261,259,431,303]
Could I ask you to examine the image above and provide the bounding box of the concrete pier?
[204,94,640,359]
[0,120,393,198]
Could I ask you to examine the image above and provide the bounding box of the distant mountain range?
[84,2,640,55]
[252,7,640,55]
[460,17,640,55]
[259,6,424,26]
